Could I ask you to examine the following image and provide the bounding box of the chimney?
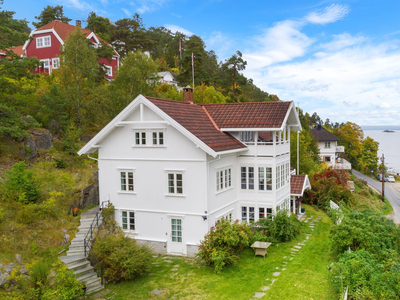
[76,20,81,27]
[183,85,194,104]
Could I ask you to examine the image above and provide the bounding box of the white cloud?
[100,0,108,5]
[122,7,131,17]
[305,4,350,25]
[135,0,168,14]
[243,20,313,70]
[205,31,232,61]
[164,24,193,36]
[319,33,366,51]
[61,0,93,11]
[380,102,391,108]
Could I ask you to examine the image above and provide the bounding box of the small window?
[241,206,255,222]
[36,36,51,48]
[122,211,135,230]
[259,207,273,219]
[241,166,254,190]
[152,132,164,145]
[52,58,60,69]
[104,65,112,77]
[40,59,49,68]
[325,142,331,148]
[135,132,146,145]
[168,173,183,194]
[216,167,232,192]
[258,167,272,191]
[120,171,134,191]
[240,131,254,142]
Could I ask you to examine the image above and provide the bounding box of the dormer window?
[240,131,254,142]
[36,36,51,48]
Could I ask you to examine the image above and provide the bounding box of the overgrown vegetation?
[253,210,303,243]
[196,218,253,273]
[330,207,400,299]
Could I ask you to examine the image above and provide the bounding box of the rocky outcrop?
[80,170,99,209]
[22,128,53,160]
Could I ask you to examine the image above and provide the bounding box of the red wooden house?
[22,20,119,79]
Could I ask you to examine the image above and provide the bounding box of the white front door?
[169,218,184,254]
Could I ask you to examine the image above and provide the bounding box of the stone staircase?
[59,207,104,294]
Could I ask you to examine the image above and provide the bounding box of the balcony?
[328,158,351,170]
[335,146,345,153]
[244,141,290,156]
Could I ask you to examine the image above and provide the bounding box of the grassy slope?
[104,205,336,300]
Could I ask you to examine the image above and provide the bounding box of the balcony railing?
[328,158,351,170]
[335,146,345,153]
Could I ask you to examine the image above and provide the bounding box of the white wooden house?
[78,88,305,256]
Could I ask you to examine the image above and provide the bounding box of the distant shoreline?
[362,125,400,131]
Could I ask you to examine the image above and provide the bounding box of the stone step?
[86,281,104,295]
[79,271,102,287]
[69,244,85,251]
[59,255,87,267]
[74,265,96,278]
[68,260,91,272]
[67,249,86,256]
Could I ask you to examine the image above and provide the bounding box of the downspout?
[86,154,98,161]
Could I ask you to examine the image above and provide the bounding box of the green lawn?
[100,205,337,299]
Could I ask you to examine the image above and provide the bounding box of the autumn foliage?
[304,169,353,209]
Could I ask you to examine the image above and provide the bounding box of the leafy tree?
[359,136,379,174]
[57,27,101,128]
[154,83,181,101]
[333,122,364,168]
[177,35,209,86]
[109,51,157,116]
[32,5,71,28]
[308,112,322,125]
[86,12,113,41]
[193,83,227,104]
[0,2,30,49]
[290,108,321,176]
[222,50,247,96]
[110,14,150,57]
[146,26,173,61]
[164,31,186,69]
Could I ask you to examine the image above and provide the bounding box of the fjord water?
[362,125,400,173]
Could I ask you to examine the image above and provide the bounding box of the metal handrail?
[83,200,110,285]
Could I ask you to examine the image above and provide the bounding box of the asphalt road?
[353,170,400,223]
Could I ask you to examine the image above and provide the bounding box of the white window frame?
[152,131,164,146]
[118,169,135,193]
[36,35,51,48]
[171,218,182,242]
[40,59,50,69]
[325,141,331,148]
[216,210,233,223]
[104,65,112,77]
[276,165,281,190]
[52,58,60,69]
[240,131,254,143]
[134,131,147,146]
[166,170,184,196]
[121,210,135,231]
[258,166,272,191]
[216,167,232,193]
[259,207,273,219]
[241,166,254,190]
[241,206,255,222]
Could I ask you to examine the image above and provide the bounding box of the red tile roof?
[35,21,119,56]
[203,101,291,129]
[291,175,307,195]
[0,46,25,57]
[37,20,93,40]
[146,97,247,152]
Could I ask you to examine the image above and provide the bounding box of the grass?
[101,204,337,299]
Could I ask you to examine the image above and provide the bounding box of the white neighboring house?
[156,71,183,90]
[310,125,351,170]
[78,87,305,256]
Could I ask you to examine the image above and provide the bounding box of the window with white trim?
[240,131,254,142]
[104,65,112,77]
[216,211,233,223]
[241,206,255,222]
[281,164,285,187]
[259,207,273,219]
[135,132,146,145]
[285,162,290,184]
[171,219,182,242]
[216,167,232,192]
[152,132,164,145]
[258,167,272,191]
[325,142,331,148]
[52,58,60,69]
[241,166,254,190]
[122,211,135,230]
[36,36,51,48]
[276,165,281,189]
[276,198,290,213]
[168,173,183,194]
[120,171,134,192]
[40,59,49,69]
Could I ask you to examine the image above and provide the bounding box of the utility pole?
[381,153,385,202]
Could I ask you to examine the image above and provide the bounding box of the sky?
[3,0,400,126]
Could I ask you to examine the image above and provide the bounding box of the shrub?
[92,232,153,283]
[304,169,353,209]
[255,210,302,243]
[196,218,253,273]
[0,161,40,203]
